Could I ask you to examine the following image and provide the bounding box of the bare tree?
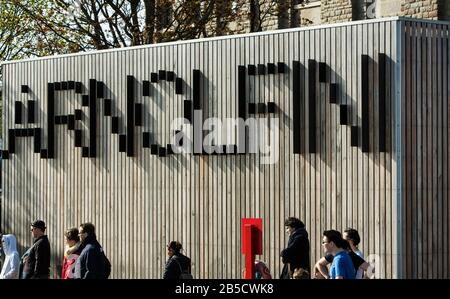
[3,0,307,56]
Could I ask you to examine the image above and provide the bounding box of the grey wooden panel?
[400,21,450,279]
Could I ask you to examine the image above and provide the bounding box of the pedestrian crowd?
[279,217,369,279]
[0,217,369,279]
[0,220,110,279]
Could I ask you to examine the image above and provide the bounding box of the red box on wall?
[241,218,263,255]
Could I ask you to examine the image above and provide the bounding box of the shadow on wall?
[2,149,65,279]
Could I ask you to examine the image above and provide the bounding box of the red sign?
[241,218,262,255]
[241,218,263,279]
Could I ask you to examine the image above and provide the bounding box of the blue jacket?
[74,235,106,279]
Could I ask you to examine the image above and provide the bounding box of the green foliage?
[0,0,87,63]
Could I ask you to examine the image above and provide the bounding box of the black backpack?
[100,248,111,279]
[174,257,193,279]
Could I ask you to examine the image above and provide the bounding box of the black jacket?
[74,235,107,279]
[280,227,310,279]
[163,253,191,279]
[23,235,51,279]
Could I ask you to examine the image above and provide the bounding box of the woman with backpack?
[163,241,192,279]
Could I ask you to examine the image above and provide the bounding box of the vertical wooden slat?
[379,21,387,278]
[436,24,443,279]
[431,23,439,279]
[443,24,449,280]
[404,21,412,278]
[411,22,418,278]
[357,23,364,262]
[426,22,433,279]
[273,33,281,278]
[373,21,381,276]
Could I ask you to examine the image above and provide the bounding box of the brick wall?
[320,0,448,25]
[401,0,439,20]
[228,1,284,34]
[321,0,354,23]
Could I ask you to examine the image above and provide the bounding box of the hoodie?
[0,234,20,279]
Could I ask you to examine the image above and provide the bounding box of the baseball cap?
[31,220,46,231]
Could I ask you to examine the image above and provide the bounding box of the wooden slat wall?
[2,18,446,279]
[402,21,450,279]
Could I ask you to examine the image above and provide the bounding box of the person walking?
[74,223,110,279]
[23,220,51,279]
[313,238,368,279]
[343,228,363,258]
[0,234,20,279]
[321,230,355,279]
[61,228,82,279]
[163,241,192,279]
[280,217,310,279]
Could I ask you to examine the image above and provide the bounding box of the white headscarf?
[0,234,20,279]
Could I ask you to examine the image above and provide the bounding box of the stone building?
[228,0,450,32]
[319,0,449,25]
[153,1,450,42]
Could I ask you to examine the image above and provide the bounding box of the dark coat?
[280,227,310,279]
[23,235,51,279]
[163,253,191,279]
[74,235,106,279]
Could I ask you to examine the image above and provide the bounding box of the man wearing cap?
[23,220,51,279]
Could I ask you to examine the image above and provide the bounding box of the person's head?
[343,228,360,248]
[322,230,346,255]
[167,241,182,257]
[79,223,95,242]
[255,260,272,279]
[30,220,46,239]
[65,228,80,247]
[1,234,18,255]
[284,217,305,236]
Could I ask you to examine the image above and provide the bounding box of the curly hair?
[284,217,305,230]
[168,241,183,253]
[65,227,80,242]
